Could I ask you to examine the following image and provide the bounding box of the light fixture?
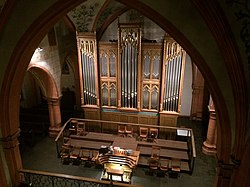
[36,47,43,52]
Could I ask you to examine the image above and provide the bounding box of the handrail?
[55,118,71,142]
[55,117,196,173]
[19,169,141,187]
[60,117,193,132]
[190,129,196,158]
[56,118,196,156]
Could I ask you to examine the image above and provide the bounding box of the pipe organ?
[99,43,117,108]
[77,34,99,107]
[77,25,186,123]
[141,44,162,111]
[118,23,141,109]
[161,36,185,112]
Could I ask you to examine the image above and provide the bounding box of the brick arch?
[27,65,60,99]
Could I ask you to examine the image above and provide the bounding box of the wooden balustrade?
[55,118,196,174]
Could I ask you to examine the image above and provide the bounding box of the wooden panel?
[159,113,178,139]
[120,115,128,123]
[101,112,119,133]
[159,113,178,127]
[127,115,138,124]
[148,117,158,125]
[138,115,158,125]
[83,108,101,132]
[138,117,149,125]
[84,108,100,119]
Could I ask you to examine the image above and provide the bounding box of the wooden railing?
[55,118,196,173]
[19,169,141,187]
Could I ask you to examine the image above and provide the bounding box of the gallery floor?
[21,117,217,187]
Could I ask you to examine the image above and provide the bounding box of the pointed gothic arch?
[0,0,247,186]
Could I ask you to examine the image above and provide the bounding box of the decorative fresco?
[68,1,101,32]
[0,0,7,13]
[96,1,125,31]
[68,0,125,33]
[230,0,250,75]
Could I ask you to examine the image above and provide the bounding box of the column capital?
[208,106,216,114]
[44,96,62,106]
[44,96,61,102]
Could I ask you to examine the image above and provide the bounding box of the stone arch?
[62,51,81,109]
[0,0,247,186]
[27,65,60,99]
[26,64,62,137]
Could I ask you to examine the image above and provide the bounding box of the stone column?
[0,155,8,187]
[190,66,205,121]
[214,161,235,187]
[1,129,22,187]
[202,96,217,155]
[46,97,62,137]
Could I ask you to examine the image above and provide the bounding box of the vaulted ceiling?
[67,0,166,42]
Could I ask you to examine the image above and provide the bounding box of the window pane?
[151,86,158,110]
[101,53,107,76]
[102,83,108,106]
[110,83,117,106]
[143,86,149,109]
[144,54,150,79]
[152,55,160,79]
[110,52,116,77]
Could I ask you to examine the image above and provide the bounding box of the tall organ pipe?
[81,51,86,103]
[86,54,90,104]
[127,43,131,108]
[124,45,128,107]
[172,57,177,111]
[121,48,124,107]
[131,43,135,108]
[168,58,173,111]
[90,55,93,104]
[83,52,88,104]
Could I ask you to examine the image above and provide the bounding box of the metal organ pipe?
[121,48,124,107]
[173,55,178,111]
[81,50,86,104]
[83,51,89,104]
[131,43,135,108]
[128,43,131,108]
[89,55,93,105]
[124,45,128,107]
[176,54,183,111]
[165,58,171,111]
[134,47,137,108]
[171,56,177,111]
[169,58,174,111]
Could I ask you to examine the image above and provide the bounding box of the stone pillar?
[46,97,62,137]
[214,161,235,187]
[202,96,217,155]
[0,155,8,187]
[190,66,205,121]
[1,129,22,187]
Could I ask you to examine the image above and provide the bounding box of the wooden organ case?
[77,25,186,134]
